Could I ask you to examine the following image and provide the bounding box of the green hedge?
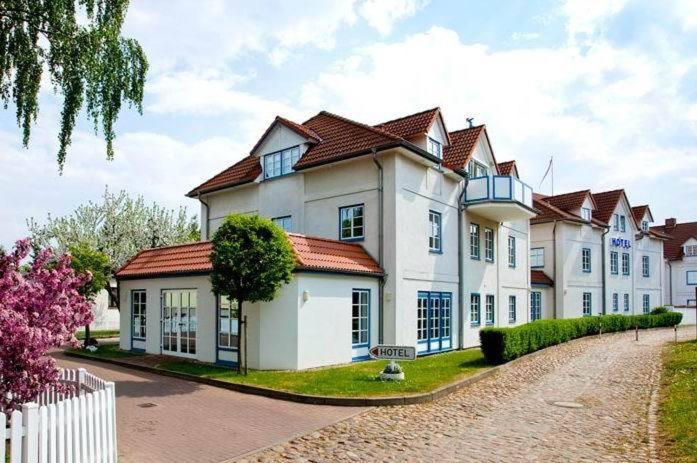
[480,312,683,364]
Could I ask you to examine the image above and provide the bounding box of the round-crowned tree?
[210,214,295,373]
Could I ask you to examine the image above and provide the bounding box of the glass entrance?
[417,291,452,354]
[162,289,197,357]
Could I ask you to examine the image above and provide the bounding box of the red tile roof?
[116,234,383,279]
[442,125,485,171]
[591,189,631,226]
[631,205,649,225]
[374,107,445,141]
[187,155,261,196]
[249,116,321,156]
[650,220,697,260]
[531,198,586,224]
[531,270,554,286]
[543,189,593,212]
[497,160,517,176]
[292,111,400,170]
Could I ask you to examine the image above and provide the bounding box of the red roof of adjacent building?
[531,198,587,224]
[497,160,517,176]
[531,270,554,286]
[442,125,485,171]
[116,234,383,279]
[591,189,627,226]
[374,107,448,142]
[651,220,697,261]
[543,189,593,212]
[186,155,261,197]
[631,205,649,224]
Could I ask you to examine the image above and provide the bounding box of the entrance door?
[162,289,197,357]
[417,291,452,354]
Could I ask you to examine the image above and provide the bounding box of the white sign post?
[369,345,416,381]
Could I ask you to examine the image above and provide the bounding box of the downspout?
[371,148,385,344]
[601,225,610,315]
[198,193,210,240]
[551,220,558,319]
[457,172,469,349]
[667,260,673,306]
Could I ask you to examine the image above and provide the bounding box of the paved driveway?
[239,326,695,463]
[54,353,366,463]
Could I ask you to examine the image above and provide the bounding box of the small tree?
[69,243,112,346]
[210,215,295,374]
[0,239,93,413]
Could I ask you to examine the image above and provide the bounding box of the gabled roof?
[187,155,261,197]
[591,189,638,228]
[116,234,383,279]
[543,189,594,212]
[292,111,401,170]
[650,220,697,260]
[442,125,485,171]
[631,205,650,225]
[531,198,587,225]
[497,160,517,177]
[531,270,554,286]
[374,107,450,144]
[250,116,321,156]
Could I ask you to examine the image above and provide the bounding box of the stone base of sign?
[379,371,405,381]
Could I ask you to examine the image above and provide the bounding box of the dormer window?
[427,137,442,159]
[581,207,591,221]
[467,160,488,178]
[642,220,649,232]
[263,146,301,179]
[686,244,697,257]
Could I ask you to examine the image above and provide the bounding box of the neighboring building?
[651,218,697,308]
[89,285,120,331]
[529,189,665,318]
[117,107,537,369]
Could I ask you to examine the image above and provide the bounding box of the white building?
[529,189,665,318]
[116,108,536,370]
[651,218,697,309]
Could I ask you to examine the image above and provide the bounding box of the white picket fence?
[2,368,117,463]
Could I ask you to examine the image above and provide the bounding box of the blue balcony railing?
[464,175,533,208]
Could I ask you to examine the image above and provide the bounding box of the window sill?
[508,319,516,324]
[340,237,365,242]
[132,337,146,341]
[470,256,481,261]
[470,323,481,327]
[485,258,494,263]
[508,265,516,269]
[352,343,369,348]
[485,322,495,326]
[530,265,544,269]
[217,346,239,352]
[429,249,443,254]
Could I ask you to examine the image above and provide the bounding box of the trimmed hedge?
[479,312,683,364]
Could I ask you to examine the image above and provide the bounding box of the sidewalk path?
[239,327,694,463]
[54,353,366,463]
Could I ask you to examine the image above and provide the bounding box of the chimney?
[665,218,677,228]
[466,117,474,128]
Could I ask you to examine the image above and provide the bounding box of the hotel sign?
[611,237,631,249]
[369,345,416,361]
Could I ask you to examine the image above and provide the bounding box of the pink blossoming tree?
[0,239,94,413]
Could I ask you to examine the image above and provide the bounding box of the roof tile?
[497,160,516,176]
[531,270,554,286]
[651,220,697,260]
[442,126,484,171]
[187,155,261,196]
[374,107,441,140]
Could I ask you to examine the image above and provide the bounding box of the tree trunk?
[237,299,243,374]
[83,323,91,348]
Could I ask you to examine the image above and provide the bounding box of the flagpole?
[551,156,554,196]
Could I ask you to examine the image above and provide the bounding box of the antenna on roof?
[466,117,474,128]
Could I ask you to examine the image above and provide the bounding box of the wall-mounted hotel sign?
[610,237,631,249]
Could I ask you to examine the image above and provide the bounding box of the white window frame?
[272,215,292,232]
[131,290,147,340]
[485,295,495,325]
[429,210,442,252]
[417,294,429,340]
[610,251,619,275]
[467,160,488,178]
[613,214,619,231]
[622,253,630,275]
[642,255,649,277]
[470,223,480,260]
[581,207,591,221]
[685,244,697,257]
[218,295,239,349]
[339,204,364,241]
[263,145,301,179]
[530,292,541,321]
[687,271,697,285]
[484,228,494,262]
[624,293,630,312]
[582,248,591,273]
[642,294,650,314]
[620,215,626,232]
[427,137,442,159]
[352,289,370,347]
[582,292,592,316]
[508,236,516,268]
[470,294,481,326]
[530,247,544,268]
[612,293,619,312]
[642,220,649,232]
[508,295,516,323]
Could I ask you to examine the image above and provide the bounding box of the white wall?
[667,256,697,307]
[89,289,120,330]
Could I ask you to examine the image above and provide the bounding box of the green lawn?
[72,345,489,397]
[75,329,120,340]
[659,340,697,463]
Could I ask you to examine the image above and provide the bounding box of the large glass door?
[417,291,452,354]
[162,290,197,357]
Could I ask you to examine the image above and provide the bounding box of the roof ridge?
[448,125,485,135]
[592,188,624,196]
[315,110,401,141]
[136,240,211,253]
[534,197,586,222]
[374,107,440,127]
[545,188,591,198]
[275,115,322,142]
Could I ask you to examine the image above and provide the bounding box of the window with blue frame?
[642,220,649,232]
[530,292,541,321]
[470,294,481,326]
[582,248,591,272]
[470,223,480,259]
[131,290,146,339]
[508,295,516,323]
[642,294,650,314]
[612,293,619,312]
[485,228,494,262]
[622,253,630,275]
[687,271,697,285]
[427,137,442,159]
[339,204,364,240]
[272,215,292,232]
[485,295,495,325]
[352,289,370,347]
[582,292,592,316]
[530,247,544,268]
[508,236,516,267]
[610,252,618,275]
[642,255,650,277]
[613,214,619,231]
[624,293,630,312]
[467,160,488,178]
[581,207,591,221]
[620,215,626,232]
[263,146,301,179]
[218,295,239,349]
[416,291,451,353]
[429,210,442,252]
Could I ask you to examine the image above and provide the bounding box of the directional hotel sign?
[369,345,416,361]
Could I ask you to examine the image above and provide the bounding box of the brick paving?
[238,327,694,463]
[54,353,366,463]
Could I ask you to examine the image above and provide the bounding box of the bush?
[651,306,668,315]
[480,312,683,364]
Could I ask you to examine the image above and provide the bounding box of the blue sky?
[1,0,696,248]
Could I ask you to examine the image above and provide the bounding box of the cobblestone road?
[238,327,694,463]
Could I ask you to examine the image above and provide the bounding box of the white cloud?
[562,0,629,44]
[358,0,430,35]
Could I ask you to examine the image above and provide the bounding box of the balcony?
[463,176,537,222]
